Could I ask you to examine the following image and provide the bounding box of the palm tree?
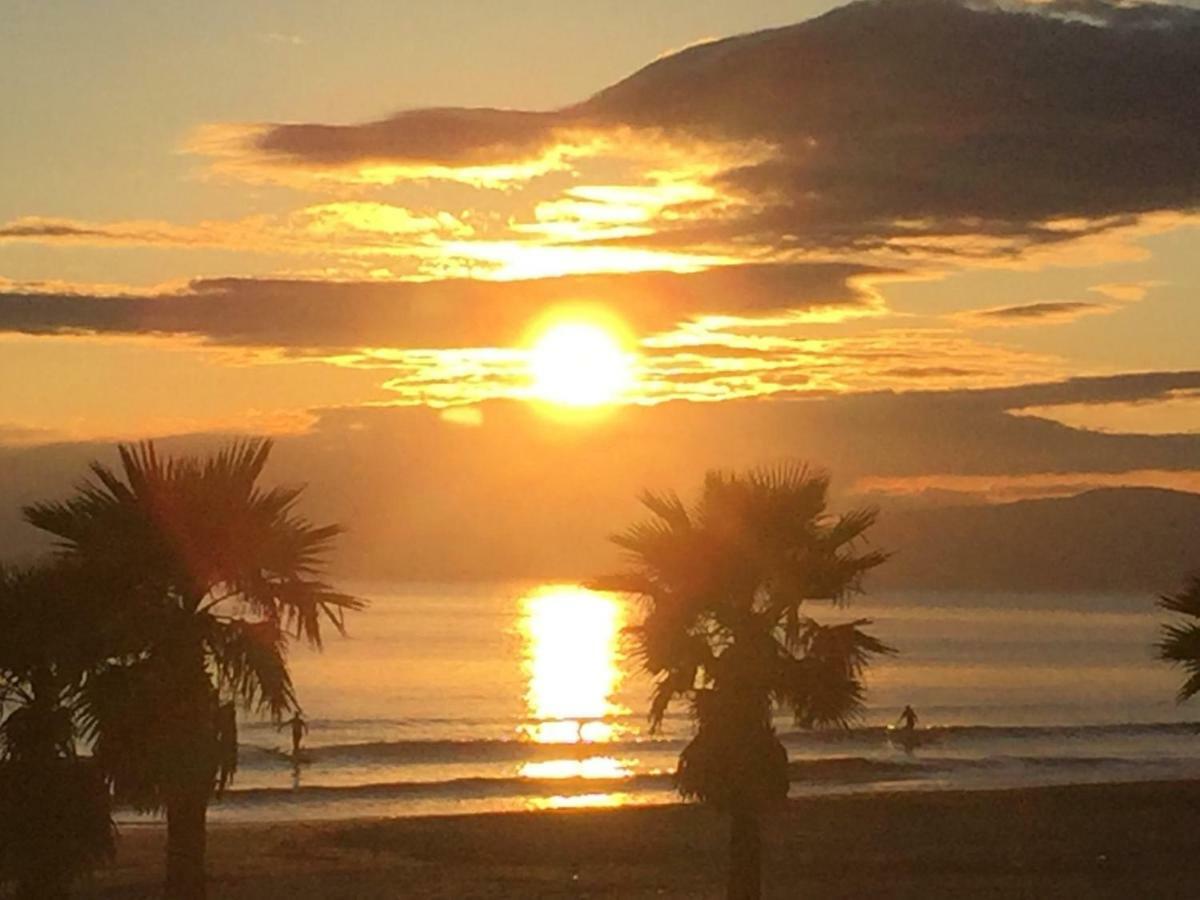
[596,465,893,900]
[24,439,364,899]
[1157,574,1200,701]
[0,562,115,899]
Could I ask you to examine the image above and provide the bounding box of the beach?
[86,779,1200,898]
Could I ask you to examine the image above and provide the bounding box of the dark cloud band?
[0,263,887,349]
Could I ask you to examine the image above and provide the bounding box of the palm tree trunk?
[159,630,219,900]
[727,807,763,900]
[165,783,209,900]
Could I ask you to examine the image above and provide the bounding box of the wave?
[218,757,926,805]
[218,772,676,805]
[780,721,1200,741]
[241,736,686,767]
[238,720,1200,769]
[215,752,1197,808]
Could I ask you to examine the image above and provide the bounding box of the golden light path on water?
[517,585,636,803]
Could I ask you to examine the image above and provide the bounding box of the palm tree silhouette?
[1158,574,1200,701]
[0,562,114,899]
[597,465,893,900]
[24,440,363,899]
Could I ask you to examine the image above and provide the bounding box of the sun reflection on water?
[526,792,636,811]
[518,585,633,799]
[521,757,633,780]
[520,584,627,739]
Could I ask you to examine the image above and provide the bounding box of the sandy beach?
[82,779,1200,899]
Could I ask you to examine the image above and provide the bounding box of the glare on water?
[520,584,628,742]
[517,585,633,792]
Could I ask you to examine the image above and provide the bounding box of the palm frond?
[1159,576,1200,619]
[819,506,879,549]
[588,571,657,596]
[771,651,859,729]
[1159,621,1200,701]
[676,687,788,810]
[795,618,896,676]
[638,489,692,531]
[206,619,296,718]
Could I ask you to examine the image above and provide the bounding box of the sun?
[528,318,635,407]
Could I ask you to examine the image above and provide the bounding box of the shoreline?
[86,777,1200,898]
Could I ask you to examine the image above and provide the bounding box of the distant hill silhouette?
[3,427,1197,595]
[873,488,1200,594]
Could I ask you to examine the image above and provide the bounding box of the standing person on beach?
[282,712,308,757]
[897,705,919,732]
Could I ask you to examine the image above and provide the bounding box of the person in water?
[897,705,919,732]
[281,711,308,757]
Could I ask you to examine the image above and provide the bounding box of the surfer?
[281,711,309,758]
[897,704,919,732]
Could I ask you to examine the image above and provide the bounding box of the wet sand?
[84,779,1200,898]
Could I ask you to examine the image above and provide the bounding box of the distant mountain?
[3,436,1196,596]
[871,488,1200,594]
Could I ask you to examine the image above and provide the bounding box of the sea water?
[129,582,1200,822]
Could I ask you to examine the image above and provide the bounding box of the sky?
[1,0,1198,577]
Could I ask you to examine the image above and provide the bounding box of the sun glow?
[527,318,635,407]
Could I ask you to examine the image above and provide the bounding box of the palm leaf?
[1159,621,1200,701]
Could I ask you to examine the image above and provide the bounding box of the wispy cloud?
[960,300,1112,326]
[1088,280,1162,303]
[853,468,1200,503]
[0,203,472,254]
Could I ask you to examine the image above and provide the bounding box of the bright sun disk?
[528,320,634,407]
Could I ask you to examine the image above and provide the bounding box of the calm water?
[127,582,1200,822]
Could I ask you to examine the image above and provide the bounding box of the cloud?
[962,300,1111,324]
[0,263,889,350]
[188,0,1200,262]
[975,369,1200,408]
[958,276,1163,325]
[0,204,473,255]
[1088,280,1161,302]
[852,468,1200,503]
[0,423,60,447]
[1014,388,1200,433]
[1014,0,1200,28]
[225,315,1050,408]
[256,108,563,170]
[189,117,602,190]
[0,203,743,283]
[354,327,1058,408]
[0,267,1084,410]
[0,217,214,247]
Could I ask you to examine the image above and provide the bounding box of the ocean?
[127,582,1200,823]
